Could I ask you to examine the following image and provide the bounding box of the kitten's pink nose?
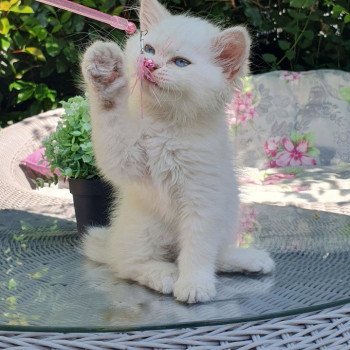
[144,58,159,71]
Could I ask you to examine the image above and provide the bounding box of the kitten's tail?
[81,227,109,264]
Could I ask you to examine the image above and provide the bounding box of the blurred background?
[1,0,349,127]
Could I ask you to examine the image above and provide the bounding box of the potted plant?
[43,96,114,234]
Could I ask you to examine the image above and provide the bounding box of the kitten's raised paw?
[173,278,216,304]
[82,41,127,96]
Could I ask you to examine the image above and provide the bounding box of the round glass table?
[1,204,350,332]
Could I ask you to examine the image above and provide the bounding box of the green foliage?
[241,0,350,72]
[1,0,349,127]
[43,96,99,179]
[0,0,127,127]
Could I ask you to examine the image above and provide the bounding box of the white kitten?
[81,0,274,303]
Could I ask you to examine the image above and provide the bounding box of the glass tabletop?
[1,204,350,332]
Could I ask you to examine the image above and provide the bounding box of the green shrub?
[1,0,349,127]
[43,95,98,179]
[240,0,350,72]
[0,0,127,127]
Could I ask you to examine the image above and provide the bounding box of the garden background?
[1,0,349,127]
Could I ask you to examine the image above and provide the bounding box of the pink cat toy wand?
[35,0,136,34]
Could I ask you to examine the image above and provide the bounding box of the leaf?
[0,1,11,11]
[1,37,11,51]
[71,144,80,152]
[345,14,350,24]
[71,130,82,136]
[13,31,25,47]
[299,38,312,49]
[290,0,315,8]
[81,0,95,6]
[28,25,48,40]
[332,4,346,17]
[82,123,91,132]
[303,30,314,41]
[73,16,85,32]
[112,5,124,16]
[285,25,299,35]
[34,84,57,102]
[262,53,277,63]
[278,40,291,50]
[287,9,307,20]
[9,81,36,103]
[23,47,46,61]
[17,89,34,103]
[285,50,296,60]
[0,17,12,35]
[8,5,34,13]
[45,37,61,57]
[52,24,63,33]
[82,154,92,163]
[56,59,68,73]
[64,167,73,177]
[244,6,262,27]
[60,11,72,24]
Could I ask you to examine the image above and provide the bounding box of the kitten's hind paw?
[81,41,127,100]
[218,247,275,274]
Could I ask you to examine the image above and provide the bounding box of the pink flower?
[264,136,281,157]
[226,90,257,126]
[281,71,302,82]
[275,137,316,167]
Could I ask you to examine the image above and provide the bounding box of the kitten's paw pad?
[82,41,126,89]
[173,279,216,304]
[139,264,178,295]
[238,249,275,274]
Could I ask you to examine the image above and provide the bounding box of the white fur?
[81,0,274,303]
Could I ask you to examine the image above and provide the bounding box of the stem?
[316,36,321,67]
[276,10,311,67]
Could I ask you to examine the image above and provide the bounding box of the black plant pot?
[69,178,114,234]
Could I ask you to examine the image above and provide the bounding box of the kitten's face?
[125,0,250,118]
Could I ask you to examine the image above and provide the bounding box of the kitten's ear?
[212,26,251,80]
[139,0,171,31]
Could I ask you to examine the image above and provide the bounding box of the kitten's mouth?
[137,57,159,86]
[143,76,165,91]
[144,75,158,86]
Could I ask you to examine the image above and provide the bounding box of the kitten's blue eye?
[144,44,155,55]
[173,57,191,67]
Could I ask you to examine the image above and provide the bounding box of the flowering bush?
[43,96,98,179]
[264,131,320,168]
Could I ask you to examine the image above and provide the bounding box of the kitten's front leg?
[81,41,146,183]
[173,204,219,303]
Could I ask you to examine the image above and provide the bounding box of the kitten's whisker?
[150,86,162,106]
